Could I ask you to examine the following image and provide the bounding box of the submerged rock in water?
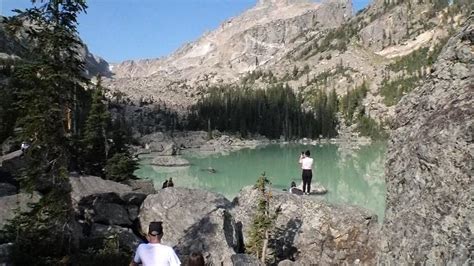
[201,167,217,173]
[232,186,378,265]
[378,18,473,264]
[151,155,190,167]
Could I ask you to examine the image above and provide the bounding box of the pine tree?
[104,152,138,182]
[247,173,280,263]
[4,0,88,263]
[82,76,110,176]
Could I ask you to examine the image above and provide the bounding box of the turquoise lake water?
[135,143,387,220]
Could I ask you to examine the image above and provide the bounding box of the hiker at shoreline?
[162,178,174,188]
[298,150,313,195]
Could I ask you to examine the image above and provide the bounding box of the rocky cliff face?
[378,16,473,264]
[0,17,111,78]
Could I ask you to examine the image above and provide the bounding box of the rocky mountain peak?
[257,0,311,7]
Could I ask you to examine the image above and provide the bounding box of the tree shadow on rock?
[269,218,302,264]
[174,209,242,264]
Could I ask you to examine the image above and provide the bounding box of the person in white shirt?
[298,150,314,195]
[130,221,181,266]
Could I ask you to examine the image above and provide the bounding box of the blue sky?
[1,0,371,63]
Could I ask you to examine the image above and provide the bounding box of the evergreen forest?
[187,84,339,139]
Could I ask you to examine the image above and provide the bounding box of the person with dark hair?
[289,181,303,195]
[298,150,314,195]
[162,179,169,189]
[167,177,174,187]
[130,221,181,266]
[187,252,205,266]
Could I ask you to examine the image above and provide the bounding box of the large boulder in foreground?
[138,187,240,265]
[70,175,133,207]
[232,186,378,265]
[70,175,153,257]
[378,18,473,264]
[70,175,149,226]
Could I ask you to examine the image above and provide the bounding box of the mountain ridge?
[111,0,352,79]
[104,0,470,132]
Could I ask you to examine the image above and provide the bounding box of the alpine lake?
[135,142,387,220]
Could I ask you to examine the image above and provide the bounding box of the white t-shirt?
[299,157,314,170]
[133,243,181,266]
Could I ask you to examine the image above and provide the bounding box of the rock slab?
[378,17,474,264]
[232,186,379,265]
[138,187,239,265]
[0,192,41,231]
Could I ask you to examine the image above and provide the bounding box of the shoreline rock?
[232,186,379,265]
[136,130,376,161]
[295,182,328,195]
[150,156,191,167]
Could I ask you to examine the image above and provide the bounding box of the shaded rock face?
[0,150,24,179]
[70,175,151,255]
[0,243,13,266]
[0,17,110,78]
[138,187,240,265]
[71,176,148,226]
[0,182,16,197]
[231,253,262,266]
[70,175,133,209]
[232,187,379,264]
[89,223,142,254]
[0,192,41,231]
[378,18,473,264]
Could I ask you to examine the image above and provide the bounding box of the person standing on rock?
[131,221,181,266]
[298,150,314,195]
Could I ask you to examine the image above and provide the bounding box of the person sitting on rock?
[20,141,29,154]
[131,221,181,266]
[162,179,169,189]
[289,181,303,195]
[167,178,174,187]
